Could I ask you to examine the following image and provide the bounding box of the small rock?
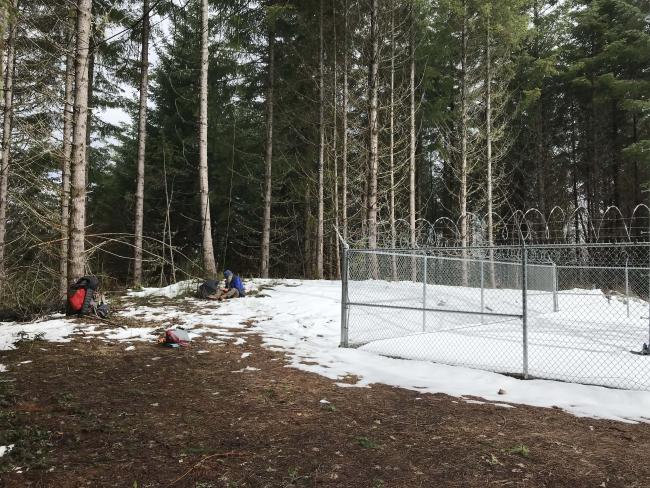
[498,388,506,395]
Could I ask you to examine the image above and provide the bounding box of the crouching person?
[198,270,245,301]
[219,269,246,301]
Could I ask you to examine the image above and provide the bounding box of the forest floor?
[1,310,650,488]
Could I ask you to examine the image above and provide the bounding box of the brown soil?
[0,316,648,488]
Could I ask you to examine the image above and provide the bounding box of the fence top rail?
[349,248,554,268]
[556,264,650,271]
[350,242,650,252]
[348,248,650,271]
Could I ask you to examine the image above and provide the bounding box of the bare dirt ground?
[1,313,649,488]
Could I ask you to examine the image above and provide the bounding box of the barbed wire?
[345,204,650,249]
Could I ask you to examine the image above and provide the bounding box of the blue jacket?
[226,275,246,297]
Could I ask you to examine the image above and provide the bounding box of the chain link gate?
[340,242,650,390]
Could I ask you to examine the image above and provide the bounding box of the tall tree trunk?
[68,0,93,280]
[342,0,348,242]
[316,0,325,279]
[367,0,379,281]
[610,99,619,211]
[0,8,6,92]
[199,0,217,276]
[332,0,340,278]
[133,0,150,287]
[304,186,312,277]
[260,26,274,279]
[162,148,176,283]
[389,7,397,278]
[532,1,546,217]
[571,102,579,243]
[588,79,599,232]
[84,33,95,187]
[459,0,469,283]
[0,0,16,291]
[485,12,495,287]
[632,114,639,209]
[59,17,75,299]
[409,6,416,248]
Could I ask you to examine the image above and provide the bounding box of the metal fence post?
[522,245,529,379]
[479,260,485,324]
[552,262,558,313]
[340,247,349,348]
[422,253,428,333]
[625,259,630,318]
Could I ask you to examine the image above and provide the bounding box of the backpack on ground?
[66,276,108,318]
[158,328,191,347]
[197,279,219,299]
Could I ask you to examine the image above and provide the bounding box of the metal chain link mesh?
[341,243,650,390]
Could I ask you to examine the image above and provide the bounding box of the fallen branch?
[165,451,249,487]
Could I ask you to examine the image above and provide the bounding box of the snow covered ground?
[1,279,650,423]
[347,279,650,390]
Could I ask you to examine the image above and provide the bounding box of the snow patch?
[128,280,199,298]
[128,278,262,299]
[0,319,78,350]
[0,444,14,457]
[103,328,158,342]
[232,366,260,373]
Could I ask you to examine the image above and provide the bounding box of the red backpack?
[66,276,99,315]
[68,288,87,312]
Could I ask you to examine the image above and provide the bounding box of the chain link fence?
[340,243,650,390]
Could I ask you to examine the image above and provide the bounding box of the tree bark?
[162,145,176,283]
[316,0,325,279]
[304,186,312,277]
[342,0,348,242]
[571,102,579,243]
[0,0,17,291]
[460,0,469,283]
[59,16,75,299]
[389,7,397,278]
[260,26,274,279]
[332,0,340,278]
[409,6,416,248]
[409,6,417,280]
[85,33,95,188]
[486,13,493,247]
[199,0,217,276]
[133,0,150,287]
[632,114,639,214]
[367,0,379,254]
[68,0,93,280]
[532,2,546,217]
[485,11,496,287]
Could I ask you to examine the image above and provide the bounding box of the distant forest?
[0,0,648,312]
